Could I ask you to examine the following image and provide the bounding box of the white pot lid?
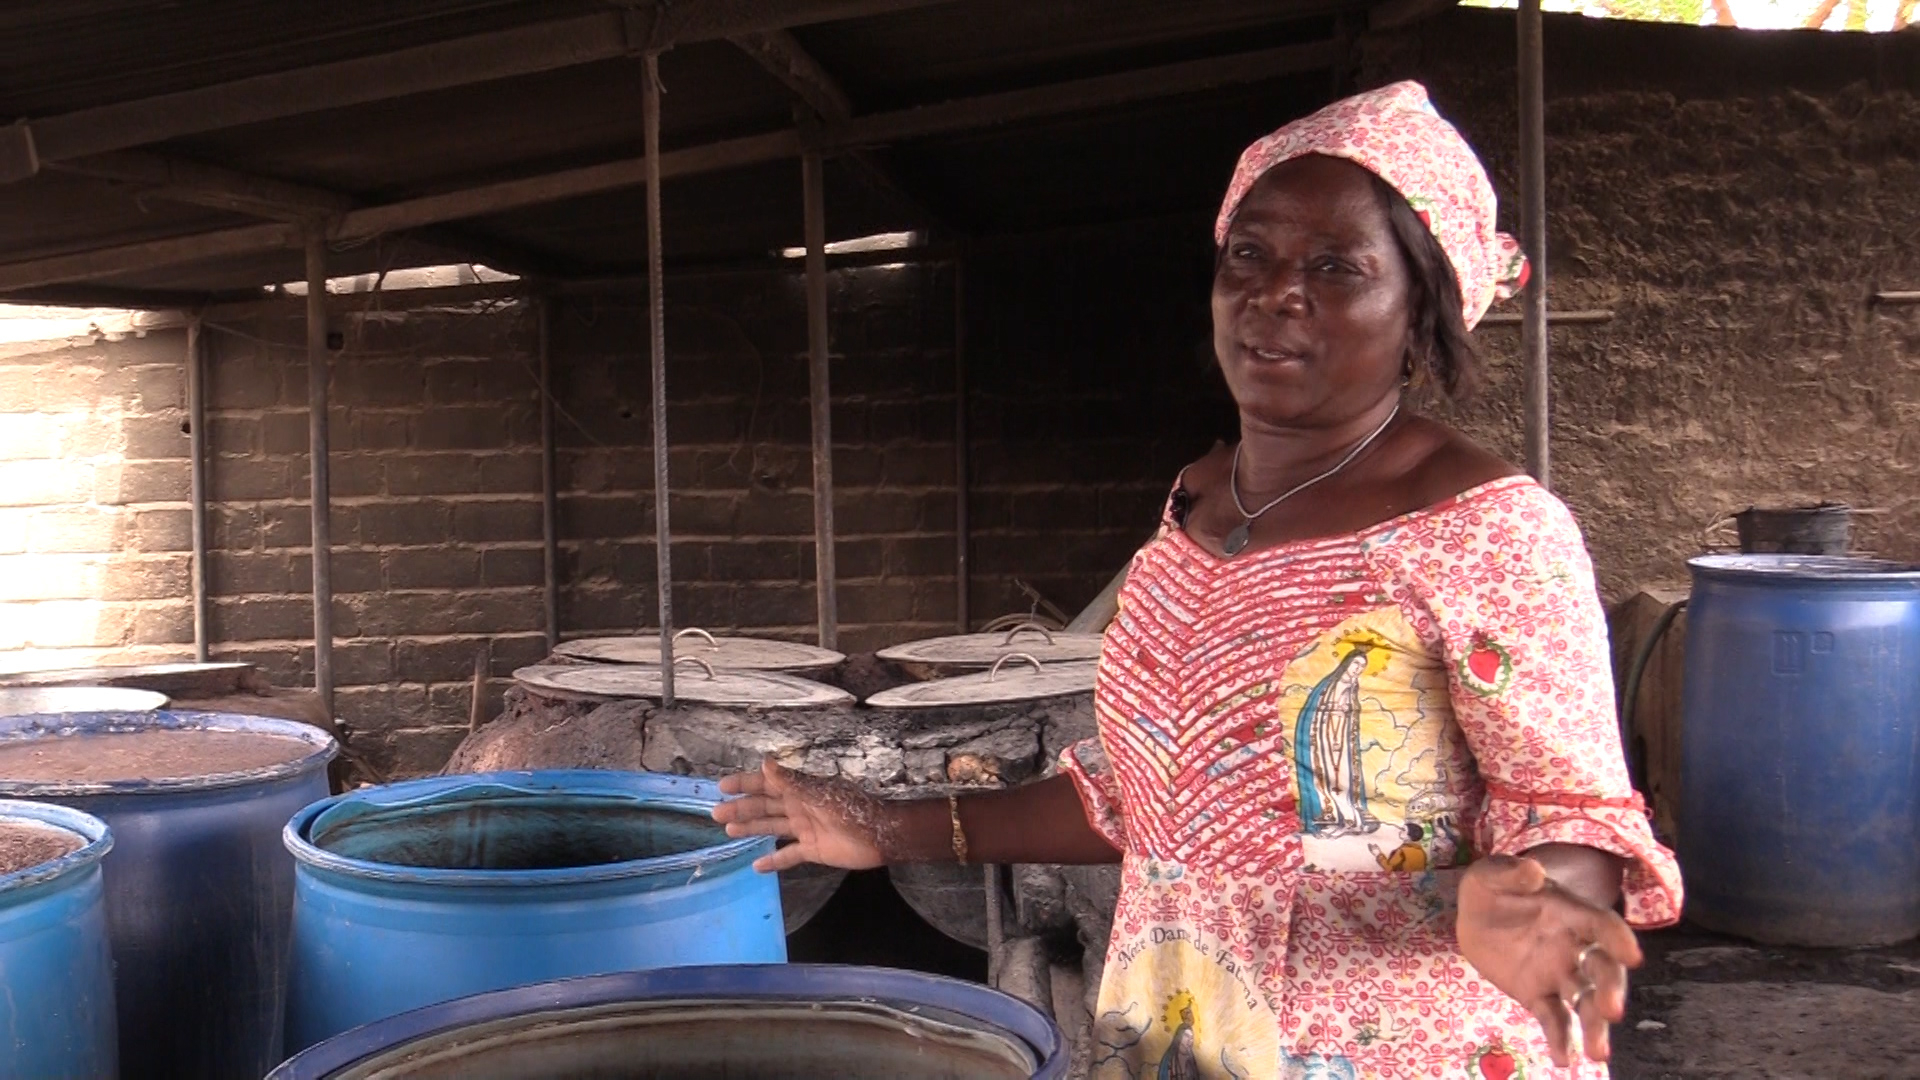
[554,630,844,672]
[0,686,169,716]
[865,655,1098,709]
[513,662,853,709]
[876,624,1104,669]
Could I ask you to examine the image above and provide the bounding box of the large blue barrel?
[0,800,117,1079]
[0,710,338,1079]
[282,770,786,1052]
[269,965,1066,1079]
[1680,555,1920,945]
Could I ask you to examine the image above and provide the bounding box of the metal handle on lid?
[673,628,719,649]
[673,656,717,679]
[999,622,1056,646]
[988,652,1043,680]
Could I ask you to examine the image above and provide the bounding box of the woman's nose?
[1250,263,1308,315]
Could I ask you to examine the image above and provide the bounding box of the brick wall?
[0,329,199,671]
[0,264,966,778]
[549,264,961,655]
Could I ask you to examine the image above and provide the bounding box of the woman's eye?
[1229,243,1263,262]
[1311,256,1353,273]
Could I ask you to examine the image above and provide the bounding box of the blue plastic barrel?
[282,770,786,1052]
[1680,555,1920,945]
[0,710,338,1080]
[269,964,1067,1079]
[0,800,117,1079]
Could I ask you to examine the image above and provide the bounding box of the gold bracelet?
[948,793,969,865]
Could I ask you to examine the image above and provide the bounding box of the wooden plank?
[6,1,957,174]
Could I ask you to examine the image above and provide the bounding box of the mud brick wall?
[1368,9,1920,596]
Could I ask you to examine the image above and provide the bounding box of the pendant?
[1223,520,1251,557]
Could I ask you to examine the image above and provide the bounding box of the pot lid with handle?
[876,623,1103,671]
[553,628,845,672]
[513,658,853,709]
[864,654,1098,709]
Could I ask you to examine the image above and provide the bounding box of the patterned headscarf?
[1214,81,1528,331]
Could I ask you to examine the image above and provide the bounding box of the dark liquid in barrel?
[0,728,311,783]
[0,820,84,874]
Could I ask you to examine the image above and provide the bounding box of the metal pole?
[538,298,559,654]
[304,228,335,719]
[953,262,969,633]
[643,53,675,708]
[185,316,209,662]
[802,149,838,651]
[1518,0,1550,488]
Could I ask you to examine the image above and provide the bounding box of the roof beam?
[731,29,854,121]
[48,149,574,279]
[730,28,955,232]
[0,0,958,182]
[47,150,353,219]
[0,38,1342,292]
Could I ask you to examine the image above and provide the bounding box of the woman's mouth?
[1244,344,1307,364]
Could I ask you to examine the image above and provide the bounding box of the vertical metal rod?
[538,298,559,654]
[185,317,209,663]
[952,262,969,633]
[643,53,675,708]
[304,228,335,720]
[1518,0,1551,488]
[802,149,838,651]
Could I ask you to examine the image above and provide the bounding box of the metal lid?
[0,686,168,716]
[0,661,252,696]
[1689,554,1920,582]
[865,655,1098,709]
[554,629,845,672]
[876,624,1104,670]
[513,662,853,709]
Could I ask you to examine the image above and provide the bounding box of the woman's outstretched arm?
[712,761,1122,873]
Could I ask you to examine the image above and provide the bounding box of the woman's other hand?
[1457,854,1644,1068]
[712,760,892,873]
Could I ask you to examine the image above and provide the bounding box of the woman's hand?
[712,760,895,873]
[1456,854,1644,1068]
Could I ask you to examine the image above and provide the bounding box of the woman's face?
[1211,154,1413,429]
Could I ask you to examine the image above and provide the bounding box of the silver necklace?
[1224,403,1401,557]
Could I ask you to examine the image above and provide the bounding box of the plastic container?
[282,770,786,1052]
[0,799,118,1079]
[1680,555,1920,945]
[269,965,1067,1079]
[0,710,338,1080]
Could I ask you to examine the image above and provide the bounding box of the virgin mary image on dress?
[1292,636,1381,837]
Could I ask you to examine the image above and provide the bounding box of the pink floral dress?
[1059,475,1682,1080]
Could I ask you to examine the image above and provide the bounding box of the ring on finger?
[1576,942,1606,976]
[1566,980,1598,1014]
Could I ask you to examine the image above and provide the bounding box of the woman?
[715,82,1682,1079]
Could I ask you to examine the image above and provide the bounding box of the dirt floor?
[1611,924,1920,1080]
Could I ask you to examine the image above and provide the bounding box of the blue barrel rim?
[269,963,1069,1080]
[0,709,338,797]
[0,798,113,897]
[284,769,774,889]
[1688,553,1920,582]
